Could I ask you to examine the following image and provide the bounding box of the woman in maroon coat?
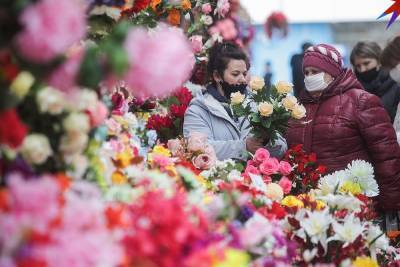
[286,44,400,212]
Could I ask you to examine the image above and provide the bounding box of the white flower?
[303,248,318,263]
[299,209,332,252]
[227,170,242,181]
[316,193,363,212]
[67,89,98,112]
[21,134,53,165]
[10,71,35,98]
[200,15,213,25]
[123,112,139,129]
[365,223,389,251]
[65,154,88,179]
[63,112,90,134]
[318,170,348,195]
[59,132,88,155]
[36,86,65,115]
[328,214,364,246]
[346,160,379,197]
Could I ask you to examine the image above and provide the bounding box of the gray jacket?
[183,91,287,160]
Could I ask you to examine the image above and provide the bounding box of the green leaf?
[251,113,260,123]
[78,47,103,88]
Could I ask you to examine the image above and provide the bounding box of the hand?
[245,137,264,154]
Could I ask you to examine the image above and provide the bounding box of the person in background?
[263,61,273,91]
[382,36,400,143]
[286,44,400,216]
[290,42,313,97]
[350,41,400,122]
[183,42,287,160]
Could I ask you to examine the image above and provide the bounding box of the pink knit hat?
[303,44,344,78]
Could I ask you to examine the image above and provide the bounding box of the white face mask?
[304,72,330,92]
[390,63,400,83]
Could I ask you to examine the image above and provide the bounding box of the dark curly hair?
[207,41,250,84]
[381,36,400,69]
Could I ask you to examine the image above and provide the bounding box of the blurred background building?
[240,0,400,83]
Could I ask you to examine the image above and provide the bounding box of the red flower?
[174,87,193,106]
[146,114,173,131]
[0,51,19,82]
[0,109,28,149]
[170,104,187,118]
[269,201,287,219]
[132,0,151,13]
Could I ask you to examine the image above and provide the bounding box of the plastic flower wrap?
[231,77,306,144]
[0,173,123,267]
[123,25,195,100]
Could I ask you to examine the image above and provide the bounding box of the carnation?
[15,0,86,63]
[21,133,53,165]
[63,112,90,134]
[0,109,27,149]
[123,25,194,100]
[36,86,65,115]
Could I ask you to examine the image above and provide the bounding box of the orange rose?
[168,8,181,26]
[150,0,161,10]
[181,0,191,10]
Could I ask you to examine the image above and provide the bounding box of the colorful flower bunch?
[147,86,193,142]
[282,160,396,266]
[166,131,217,171]
[0,173,124,267]
[231,77,306,144]
[283,144,327,194]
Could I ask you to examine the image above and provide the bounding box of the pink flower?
[109,139,124,153]
[259,158,280,175]
[192,153,216,170]
[204,144,215,156]
[201,3,212,14]
[244,165,260,176]
[7,173,60,232]
[254,148,270,163]
[123,25,195,100]
[15,0,86,63]
[47,48,84,92]
[208,19,237,40]
[105,118,121,135]
[87,101,109,127]
[263,175,272,183]
[189,35,203,54]
[279,161,292,176]
[167,139,183,156]
[216,0,230,17]
[278,176,292,194]
[153,154,174,168]
[187,132,207,152]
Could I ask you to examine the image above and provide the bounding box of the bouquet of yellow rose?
[230,77,306,144]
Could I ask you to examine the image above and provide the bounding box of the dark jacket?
[286,69,400,211]
[359,69,400,122]
[290,53,305,97]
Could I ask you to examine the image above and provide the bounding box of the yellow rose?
[291,104,306,119]
[265,183,284,201]
[10,71,35,98]
[258,102,273,117]
[352,257,379,267]
[249,76,265,91]
[281,195,304,208]
[275,81,293,94]
[230,92,245,105]
[282,95,298,110]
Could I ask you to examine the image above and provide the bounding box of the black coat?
[360,69,400,122]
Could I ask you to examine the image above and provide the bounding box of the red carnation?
[0,109,28,149]
[170,104,187,118]
[174,87,193,106]
[132,0,151,13]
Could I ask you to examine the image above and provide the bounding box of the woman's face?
[217,59,248,85]
[353,57,380,73]
[304,66,334,83]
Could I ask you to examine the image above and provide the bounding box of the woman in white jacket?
[183,42,287,160]
[382,36,400,144]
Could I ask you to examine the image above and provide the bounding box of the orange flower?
[168,8,181,26]
[112,170,127,184]
[181,0,191,10]
[150,0,162,10]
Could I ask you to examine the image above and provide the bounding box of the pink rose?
[153,154,173,168]
[87,101,109,127]
[15,0,86,63]
[263,175,272,184]
[254,148,270,163]
[167,139,183,156]
[187,132,207,152]
[192,153,216,170]
[259,158,280,175]
[216,0,230,17]
[279,161,292,176]
[278,176,292,194]
[245,165,260,176]
[201,3,212,14]
[204,144,216,155]
[189,35,203,54]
